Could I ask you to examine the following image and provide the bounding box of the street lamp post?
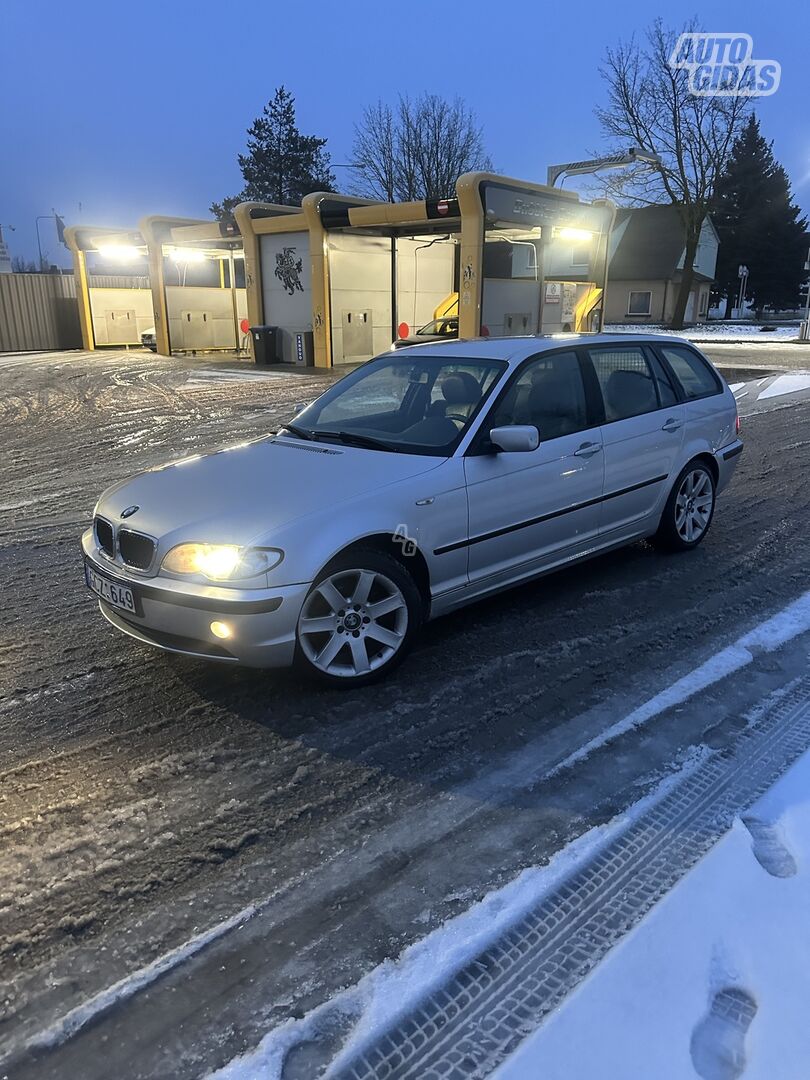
[35,215,50,269]
[35,209,63,271]
[546,148,662,188]
[736,264,749,319]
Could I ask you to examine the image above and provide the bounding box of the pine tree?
[211,88,335,218]
[713,116,808,316]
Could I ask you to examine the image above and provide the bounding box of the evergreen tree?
[211,87,335,218]
[713,116,808,316]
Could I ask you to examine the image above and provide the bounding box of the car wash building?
[238,172,614,367]
[67,173,614,366]
[65,214,266,356]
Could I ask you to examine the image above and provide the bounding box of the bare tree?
[351,94,491,202]
[11,255,38,273]
[597,20,750,328]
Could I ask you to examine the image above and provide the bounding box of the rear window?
[659,345,721,399]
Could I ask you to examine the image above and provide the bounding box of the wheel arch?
[318,533,432,617]
[691,451,719,485]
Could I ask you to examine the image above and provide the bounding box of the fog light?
[210,621,232,640]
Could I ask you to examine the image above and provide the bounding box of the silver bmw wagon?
[82,334,742,685]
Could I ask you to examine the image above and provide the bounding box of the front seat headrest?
[605,368,657,418]
[441,371,482,405]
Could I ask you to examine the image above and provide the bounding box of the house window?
[570,241,590,268]
[627,290,652,316]
[698,289,709,316]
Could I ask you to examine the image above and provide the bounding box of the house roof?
[609,205,714,282]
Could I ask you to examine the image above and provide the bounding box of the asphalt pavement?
[1,346,808,1079]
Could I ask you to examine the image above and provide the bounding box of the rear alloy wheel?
[295,550,421,686]
[653,461,716,551]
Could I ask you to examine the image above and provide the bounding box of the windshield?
[289,354,506,456]
[417,317,459,337]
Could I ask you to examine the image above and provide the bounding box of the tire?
[652,460,716,552]
[294,548,423,687]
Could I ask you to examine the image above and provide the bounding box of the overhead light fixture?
[547,148,662,187]
[555,228,593,242]
[95,244,142,261]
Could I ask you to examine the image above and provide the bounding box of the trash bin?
[251,325,280,365]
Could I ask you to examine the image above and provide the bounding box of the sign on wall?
[274,247,304,296]
[562,283,578,325]
[260,233,312,327]
[484,184,611,233]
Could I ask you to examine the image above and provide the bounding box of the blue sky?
[1,0,808,264]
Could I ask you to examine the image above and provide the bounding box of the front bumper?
[82,529,309,668]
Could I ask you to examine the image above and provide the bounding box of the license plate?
[85,562,137,614]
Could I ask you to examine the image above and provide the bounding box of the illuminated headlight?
[161,544,283,581]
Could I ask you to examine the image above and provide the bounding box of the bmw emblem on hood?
[121,505,140,519]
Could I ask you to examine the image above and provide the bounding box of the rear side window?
[659,345,721,399]
[648,352,679,407]
[588,346,661,422]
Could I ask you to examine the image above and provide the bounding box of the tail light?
[736,413,741,436]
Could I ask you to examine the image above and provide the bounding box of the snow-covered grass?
[606,322,801,342]
[494,741,810,1080]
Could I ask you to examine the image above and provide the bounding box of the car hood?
[96,435,443,548]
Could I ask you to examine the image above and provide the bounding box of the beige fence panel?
[0,273,82,351]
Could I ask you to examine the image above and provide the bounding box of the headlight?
[161,544,283,581]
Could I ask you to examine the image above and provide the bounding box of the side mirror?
[489,425,540,453]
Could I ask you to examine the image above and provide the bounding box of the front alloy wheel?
[296,550,420,685]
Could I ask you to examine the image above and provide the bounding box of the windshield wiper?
[279,422,314,441]
[315,430,399,452]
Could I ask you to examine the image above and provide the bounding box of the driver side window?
[489,351,588,440]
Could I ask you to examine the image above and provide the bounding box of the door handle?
[573,442,603,458]
[662,418,683,432]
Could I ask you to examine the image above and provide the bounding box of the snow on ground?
[757,373,810,399]
[206,757,708,1080]
[207,593,810,1080]
[5,351,810,1079]
[606,322,801,341]
[494,742,810,1080]
[536,590,810,782]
